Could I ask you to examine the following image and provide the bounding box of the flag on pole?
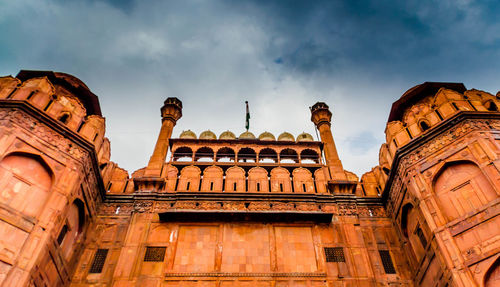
[245,101,250,131]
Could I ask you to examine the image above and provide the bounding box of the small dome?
[199,130,217,140]
[239,131,256,139]
[219,130,236,140]
[179,130,196,139]
[278,132,295,141]
[297,132,314,141]
[258,131,276,141]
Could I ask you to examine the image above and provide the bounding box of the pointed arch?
[225,166,246,192]
[400,203,427,262]
[248,167,269,192]
[314,167,329,193]
[178,166,201,191]
[59,199,85,260]
[201,166,223,192]
[0,152,53,217]
[484,256,500,287]
[270,167,291,192]
[163,164,178,192]
[292,168,315,193]
[433,160,497,222]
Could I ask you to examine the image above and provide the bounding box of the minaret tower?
[311,102,357,193]
[144,97,183,177]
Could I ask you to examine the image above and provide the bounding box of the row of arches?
[172,146,321,164]
[163,165,329,193]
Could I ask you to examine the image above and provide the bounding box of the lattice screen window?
[144,246,166,262]
[379,250,396,274]
[89,249,108,273]
[324,247,345,262]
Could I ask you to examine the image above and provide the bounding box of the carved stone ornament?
[1,109,87,160]
[133,201,153,213]
[338,204,357,215]
[386,119,500,214]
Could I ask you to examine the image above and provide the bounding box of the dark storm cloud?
[228,0,500,81]
[0,0,499,176]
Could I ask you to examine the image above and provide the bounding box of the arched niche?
[59,199,85,260]
[484,256,500,287]
[248,167,268,192]
[433,161,497,222]
[163,165,178,192]
[314,167,329,193]
[485,100,499,112]
[225,166,246,192]
[216,147,235,162]
[173,146,193,162]
[178,166,201,191]
[400,203,427,263]
[0,152,53,217]
[201,166,223,192]
[270,167,291,192]
[292,168,315,193]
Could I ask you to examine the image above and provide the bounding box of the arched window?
[58,113,70,124]
[194,147,214,162]
[279,148,299,163]
[400,203,427,262]
[484,257,500,287]
[216,147,235,162]
[237,148,256,163]
[300,149,320,164]
[0,153,52,217]
[419,120,430,132]
[172,146,193,162]
[434,161,497,222]
[486,101,498,112]
[259,148,278,163]
[59,200,85,260]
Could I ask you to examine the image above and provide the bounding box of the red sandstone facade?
[0,71,498,286]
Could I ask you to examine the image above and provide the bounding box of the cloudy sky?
[1,0,499,176]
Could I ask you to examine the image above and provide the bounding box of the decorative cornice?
[0,100,106,200]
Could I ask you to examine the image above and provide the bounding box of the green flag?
[245,101,250,131]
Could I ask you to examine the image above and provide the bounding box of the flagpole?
[245,101,250,132]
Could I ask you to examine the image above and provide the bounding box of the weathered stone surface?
[1,74,498,286]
